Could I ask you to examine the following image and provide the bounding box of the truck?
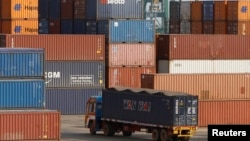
[84,87,198,141]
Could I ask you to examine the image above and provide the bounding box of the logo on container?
[45,72,61,84]
[241,6,248,13]
[14,26,22,33]
[100,0,125,4]
[14,4,22,11]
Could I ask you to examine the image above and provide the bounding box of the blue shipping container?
[73,19,86,34]
[109,20,155,43]
[46,88,102,115]
[97,0,143,20]
[86,0,97,19]
[45,61,105,88]
[0,48,45,78]
[97,20,109,39]
[85,20,97,34]
[39,19,49,34]
[203,1,214,21]
[0,79,45,108]
[61,19,74,34]
[39,0,49,19]
[49,0,61,19]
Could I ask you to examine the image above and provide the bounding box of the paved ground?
[61,115,208,141]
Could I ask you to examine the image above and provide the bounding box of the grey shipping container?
[45,61,105,88]
[102,88,198,126]
[0,48,44,78]
[0,79,45,109]
[97,0,143,20]
[46,87,102,115]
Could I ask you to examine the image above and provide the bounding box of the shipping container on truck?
[84,87,198,141]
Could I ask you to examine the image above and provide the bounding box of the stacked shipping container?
[0,34,106,115]
[0,48,61,140]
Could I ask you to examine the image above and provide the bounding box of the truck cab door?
[85,98,97,128]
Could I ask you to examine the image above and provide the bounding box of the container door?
[186,96,198,126]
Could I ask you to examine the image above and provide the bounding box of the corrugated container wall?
[191,21,202,34]
[103,88,198,126]
[86,0,97,19]
[203,21,214,34]
[165,60,250,74]
[214,1,227,21]
[97,20,109,40]
[144,0,166,34]
[0,79,45,108]
[169,1,180,21]
[46,88,102,115]
[0,48,44,78]
[180,1,191,20]
[0,110,60,140]
[49,0,61,19]
[61,0,74,19]
[191,1,202,21]
[61,19,73,34]
[109,20,155,43]
[202,1,214,21]
[227,1,250,21]
[140,73,250,100]
[38,19,49,34]
[108,43,156,67]
[180,20,191,34]
[106,67,156,88]
[1,0,38,19]
[169,20,180,34]
[74,0,86,19]
[38,0,49,19]
[0,34,105,61]
[45,61,105,88]
[97,0,143,20]
[214,21,227,34]
[1,20,38,34]
[73,19,86,34]
[49,19,61,34]
[156,34,250,60]
[85,20,97,34]
[227,21,250,35]
[198,100,250,127]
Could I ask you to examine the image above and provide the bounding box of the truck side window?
[89,103,96,113]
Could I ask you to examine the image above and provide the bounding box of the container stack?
[146,34,250,127]
[190,1,202,34]
[0,34,106,115]
[214,0,227,34]
[180,0,191,34]
[202,1,214,34]
[1,0,39,34]
[0,48,60,140]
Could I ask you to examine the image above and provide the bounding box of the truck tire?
[89,122,96,135]
[122,131,132,136]
[160,129,172,141]
[152,128,160,141]
[179,137,190,141]
[103,123,115,136]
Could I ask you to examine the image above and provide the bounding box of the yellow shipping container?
[1,19,38,34]
[1,0,38,19]
[238,1,250,21]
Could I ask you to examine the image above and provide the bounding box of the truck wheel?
[152,128,160,141]
[160,129,171,141]
[89,122,96,135]
[179,137,190,141]
[122,131,132,136]
[103,123,115,136]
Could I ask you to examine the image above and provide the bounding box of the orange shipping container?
[1,19,38,34]
[227,21,250,35]
[0,110,60,140]
[0,34,105,61]
[214,1,227,21]
[191,1,202,21]
[1,0,38,19]
[108,43,156,67]
[227,1,250,21]
[198,100,250,127]
[191,21,202,34]
[214,21,227,34]
[141,73,250,100]
[106,67,156,88]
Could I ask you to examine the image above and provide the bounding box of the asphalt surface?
[61,115,208,141]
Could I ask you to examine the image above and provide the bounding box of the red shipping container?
[0,109,60,140]
[0,34,105,61]
[202,21,214,34]
[49,19,61,34]
[140,73,250,100]
[106,67,156,88]
[227,21,250,35]
[214,1,227,21]
[156,34,250,60]
[191,21,202,34]
[227,1,250,21]
[108,43,156,67]
[74,0,86,19]
[61,0,74,19]
[214,21,227,34]
[198,100,250,127]
[191,1,202,21]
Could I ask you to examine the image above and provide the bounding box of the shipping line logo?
[100,0,125,4]
[241,6,248,13]
[45,72,61,84]
[14,3,38,11]
[14,26,38,33]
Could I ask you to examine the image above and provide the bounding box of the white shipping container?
[157,60,250,73]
